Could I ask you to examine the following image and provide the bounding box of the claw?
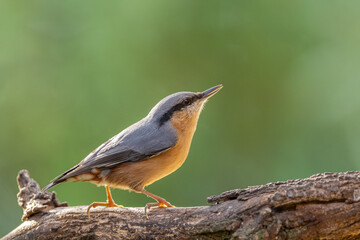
[87,201,123,218]
[144,201,174,219]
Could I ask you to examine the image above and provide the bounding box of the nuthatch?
[43,84,223,218]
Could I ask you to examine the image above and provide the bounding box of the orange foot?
[87,185,123,217]
[87,201,123,217]
[145,201,175,219]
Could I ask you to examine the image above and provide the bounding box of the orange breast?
[104,110,201,191]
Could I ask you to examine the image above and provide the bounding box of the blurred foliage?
[1,0,360,236]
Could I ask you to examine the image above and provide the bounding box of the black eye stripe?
[158,94,202,126]
[182,95,198,106]
[183,98,190,105]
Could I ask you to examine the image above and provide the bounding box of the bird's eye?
[183,98,191,106]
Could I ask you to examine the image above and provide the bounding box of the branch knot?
[17,170,67,221]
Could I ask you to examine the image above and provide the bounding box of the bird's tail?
[42,181,63,192]
[42,164,80,192]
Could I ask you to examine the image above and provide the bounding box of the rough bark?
[3,170,360,240]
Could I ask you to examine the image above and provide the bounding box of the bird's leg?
[87,185,122,217]
[141,189,174,219]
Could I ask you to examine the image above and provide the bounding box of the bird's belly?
[141,142,191,186]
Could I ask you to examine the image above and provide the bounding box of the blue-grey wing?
[52,119,178,182]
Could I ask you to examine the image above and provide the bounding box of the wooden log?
[3,170,360,239]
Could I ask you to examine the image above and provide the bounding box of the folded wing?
[43,119,177,191]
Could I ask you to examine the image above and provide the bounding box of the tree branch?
[3,170,360,239]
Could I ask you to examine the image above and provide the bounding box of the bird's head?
[148,84,223,131]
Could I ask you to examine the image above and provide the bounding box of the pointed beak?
[202,84,223,99]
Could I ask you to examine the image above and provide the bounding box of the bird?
[43,84,223,218]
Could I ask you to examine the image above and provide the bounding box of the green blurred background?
[1,0,360,236]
